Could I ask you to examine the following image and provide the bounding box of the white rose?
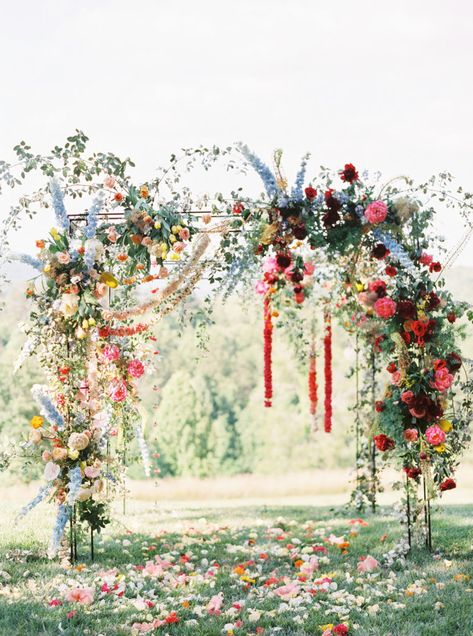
[59,293,79,317]
[44,461,60,481]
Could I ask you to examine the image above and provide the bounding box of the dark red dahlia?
[396,300,416,320]
[371,243,390,260]
[403,466,422,480]
[339,163,359,183]
[293,225,307,240]
[322,209,340,227]
[446,352,462,373]
[385,265,397,277]
[276,252,292,270]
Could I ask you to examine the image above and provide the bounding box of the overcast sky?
[1,0,472,270]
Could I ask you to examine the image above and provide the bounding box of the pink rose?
[304,261,315,276]
[391,371,402,385]
[431,367,454,392]
[374,296,397,319]
[94,282,108,299]
[425,425,446,446]
[262,256,278,274]
[128,359,145,379]
[57,252,71,265]
[42,450,52,462]
[104,175,116,188]
[84,465,101,479]
[357,555,379,572]
[403,428,419,442]
[364,200,388,224]
[108,378,127,402]
[65,587,94,605]
[102,344,120,362]
[179,227,190,240]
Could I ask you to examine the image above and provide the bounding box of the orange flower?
[140,185,149,198]
[114,192,124,202]
[135,263,145,271]
[294,559,303,569]
[117,254,128,262]
[36,240,45,249]
[30,415,44,429]
[181,600,190,609]
[131,234,143,245]
[233,565,245,576]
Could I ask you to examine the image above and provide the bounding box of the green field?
[1,490,473,636]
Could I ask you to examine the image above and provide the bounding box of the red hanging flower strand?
[308,344,318,418]
[324,310,332,433]
[263,296,273,407]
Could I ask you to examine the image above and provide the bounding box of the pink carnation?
[108,378,127,402]
[128,359,145,379]
[364,200,388,224]
[102,344,120,362]
[65,587,94,605]
[357,555,379,572]
[431,367,454,392]
[374,296,397,319]
[425,425,446,446]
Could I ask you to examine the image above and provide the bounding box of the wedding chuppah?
[2,133,472,562]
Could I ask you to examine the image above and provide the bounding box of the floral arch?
[1,132,472,560]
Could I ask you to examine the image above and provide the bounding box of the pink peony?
[108,378,127,402]
[374,296,397,319]
[431,367,454,392]
[425,425,446,446]
[357,555,379,572]
[102,344,120,362]
[128,359,145,379]
[364,200,388,224]
[403,428,419,442]
[65,587,94,605]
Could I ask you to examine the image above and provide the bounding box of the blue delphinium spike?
[49,179,70,232]
[48,503,71,558]
[31,384,64,430]
[238,144,279,198]
[290,154,310,202]
[83,194,104,240]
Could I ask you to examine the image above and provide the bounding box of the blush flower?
[364,200,388,224]
[357,555,379,572]
[108,378,127,402]
[403,428,419,442]
[65,587,94,605]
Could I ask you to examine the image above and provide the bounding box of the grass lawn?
[1,493,473,636]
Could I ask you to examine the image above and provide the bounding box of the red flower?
[375,400,385,412]
[324,189,342,211]
[114,192,124,202]
[276,252,292,270]
[339,163,359,183]
[333,624,350,635]
[305,186,317,200]
[373,434,395,451]
[385,265,397,277]
[429,261,442,273]
[396,300,416,320]
[322,209,340,227]
[440,478,456,491]
[446,352,462,373]
[447,312,457,323]
[232,202,244,215]
[403,466,422,479]
[386,362,397,373]
[368,279,387,297]
[165,612,180,624]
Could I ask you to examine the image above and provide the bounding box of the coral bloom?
[403,428,419,442]
[65,587,94,605]
[425,425,446,446]
[364,200,388,224]
[374,296,396,319]
[357,555,379,572]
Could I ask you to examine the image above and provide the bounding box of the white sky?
[1,0,473,271]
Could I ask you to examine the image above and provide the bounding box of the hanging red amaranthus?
[263,296,273,407]
[308,344,318,426]
[324,310,332,432]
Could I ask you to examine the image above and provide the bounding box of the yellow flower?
[43,263,52,274]
[439,420,453,432]
[68,448,79,460]
[355,282,364,292]
[100,272,119,288]
[320,625,334,633]
[260,223,278,245]
[169,234,176,244]
[434,444,446,453]
[88,317,96,326]
[154,221,162,230]
[82,319,90,330]
[169,252,181,261]
[139,184,149,198]
[171,225,182,234]
[75,326,87,340]
[30,415,44,429]
[50,228,60,241]
[159,242,168,252]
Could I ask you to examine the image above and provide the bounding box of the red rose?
[293,224,307,240]
[333,625,349,636]
[447,312,457,323]
[386,362,397,373]
[404,466,422,479]
[439,478,456,491]
[114,192,124,202]
[232,202,244,214]
[305,186,317,200]
[429,261,442,273]
[339,163,359,183]
[375,400,385,412]
[322,209,340,227]
[385,265,397,277]
[368,279,387,297]
[373,434,395,452]
[396,300,416,320]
